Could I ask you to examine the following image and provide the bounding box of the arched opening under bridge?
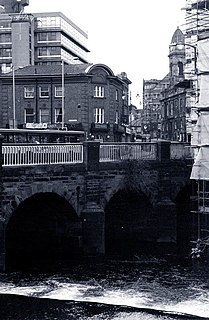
[6,192,82,271]
[105,189,155,258]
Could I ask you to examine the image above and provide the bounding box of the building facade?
[161,28,190,142]
[0,63,132,142]
[0,4,89,73]
[142,76,170,140]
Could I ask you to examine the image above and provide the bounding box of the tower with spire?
[168,27,185,85]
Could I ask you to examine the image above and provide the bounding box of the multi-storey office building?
[142,77,169,140]
[0,63,132,142]
[0,8,89,73]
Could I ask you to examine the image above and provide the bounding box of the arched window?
[170,63,173,76]
[178,62,183,76]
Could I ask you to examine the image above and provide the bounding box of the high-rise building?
[0,1,89,72]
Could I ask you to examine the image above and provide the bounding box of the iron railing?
[100,143,157,162]
[2,144,83,166]
[1,141,194,167]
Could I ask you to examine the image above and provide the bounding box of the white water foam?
[0,280,209,318]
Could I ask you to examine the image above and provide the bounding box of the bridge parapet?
[0,140,194,167]
[2,143,83,166]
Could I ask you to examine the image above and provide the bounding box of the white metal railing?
[100,143,157,162]
[2,144,83,166]
[1,142,194,167]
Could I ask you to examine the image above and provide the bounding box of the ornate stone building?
[160,27,191,142]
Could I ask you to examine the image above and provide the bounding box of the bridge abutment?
[156,198,177,253]
[0,219,5,271]
[81,202,105,256]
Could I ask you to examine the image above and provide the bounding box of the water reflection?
[0,257,209,319]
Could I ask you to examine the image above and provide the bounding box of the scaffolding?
[184,1,209,257]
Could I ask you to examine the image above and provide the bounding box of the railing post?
[0,134,5,271]
[157,141,171,162]
[83,141,100,168]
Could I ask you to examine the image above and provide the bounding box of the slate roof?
[4,63,93,77]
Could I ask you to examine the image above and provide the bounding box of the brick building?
[0,63,132,142]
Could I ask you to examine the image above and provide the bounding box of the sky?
[25,0,186,107]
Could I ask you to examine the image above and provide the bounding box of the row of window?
[162,98,185,118]
[0,33,11,44]
[25,107,106,124]
[24,85,115,99]
[37,46,60,57]
[37,32,60,42]
[0,48,12,58]
[162,120,185,132]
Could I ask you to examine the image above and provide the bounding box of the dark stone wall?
[0,157,193,270]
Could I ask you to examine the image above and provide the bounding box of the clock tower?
[168,27,185,85]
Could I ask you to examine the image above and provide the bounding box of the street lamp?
[61,60,65,129]
[12,65,16,128]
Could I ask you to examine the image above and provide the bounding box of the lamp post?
[12,65,16,128]
[61,60,65,129]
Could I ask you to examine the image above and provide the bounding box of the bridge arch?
[104,188,155,257]
[5,192,82,270]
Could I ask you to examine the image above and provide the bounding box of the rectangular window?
[38,32,47,41]
[94,86,105,98]
[116,89,118,101]
[38,47,60,57]
[115,110,119,124]
[55,108,62,123]
[24,108,35,123]
[55,86,63,97]
[40,108,49,123]
[0,48,12,58]
[95,108,104,123]
[37,32,59,42]
[24,86,34,98]
[0,21,11,29]
[0,33,11,43]
[39,85,49,98]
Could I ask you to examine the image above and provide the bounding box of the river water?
[0,256,209,320]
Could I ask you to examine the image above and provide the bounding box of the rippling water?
[0,257,209,319]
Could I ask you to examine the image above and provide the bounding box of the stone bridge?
[0,141,195,271]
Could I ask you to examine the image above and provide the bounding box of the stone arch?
[5,191,82,270]
[104,187,155,257]
[170,178,194,203]
[102,169,158,211]
[3,182,80,224]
